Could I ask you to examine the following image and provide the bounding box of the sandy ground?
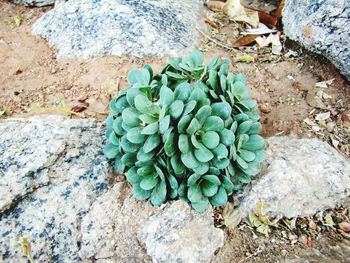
[1,1,350,262]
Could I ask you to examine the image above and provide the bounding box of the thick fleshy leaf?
[167,173,178,190]
[222,175,234,193]
[209,166,220,175]
[231,81,249,99]
[110,95,129,113]
[144,134,161,153]
[237,134,249,150]
[242,134,265,151]
[127,127,145,144]
[219,129,235,146]
[211,102,232,119]
[108,132,119,146]
[104,143,119,159]
[170,155,186,176]
[248,122,262,134]
[220,74,227,92]
[210,186,227,207]
[181,151,200,169]
[202,175,221,185]
[189,87,206,103]
[178,134,190,153]
[121,153,136,167]
[174,82,192,101]
[169,100,184,119]
[162,127,174,143]
[159,115,170,134]
[206,69,217,89]
[126,88,143,107]
[192,197,210,213]
[137,147,154,162]
[120,135,139,153]
[202,131,220,149]
[154,165,166,181]
[114,156,125,173]
[188,184,203,203]
[193,162,209,175]
[134,95,159,114]
[194,146,214,163]
[188,173,202,186]
[190,134,202,149]
[186,118,201,134]
[137,165,154,176]
[164,133,176,157]
[178,115,193,133]
[112,117,125,136]
[133,184,152,200]
[202,116,224,132]
[236,156,248,170]
[239,149,256,162]
[212,143,228,159]
[207,53,219,70]
[140,174,159,190]
[127,68,150,86]
[212,157,230,169]
[236,172,251,184]
[141,122,159,135]
[195,105,212,125]
[160,85,174,107]
[122,107,140,127]
[202,181,219,197]
[182,100,197,116]
[150,180,167,206]
[126,167,139,184]
[237,120,253,135]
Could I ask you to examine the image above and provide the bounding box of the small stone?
[326,122,336,132]
[260,103,272,113]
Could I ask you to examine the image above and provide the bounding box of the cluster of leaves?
[104,51,265,212]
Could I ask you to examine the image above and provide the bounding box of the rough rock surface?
[12,0,54,7]
[0,116,111,262]
[139,201,224,263]
[32,0,203,59]
[283,0,350,80]
[239,136,350,218]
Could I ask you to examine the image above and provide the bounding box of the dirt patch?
[0,2,349,262]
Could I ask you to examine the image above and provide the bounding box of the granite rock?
[239,136,350,218]
[32,0,203,59]
[139,200,224,263]
[0,116,111,262]
[12,0,54,7]
[283,0,350,80]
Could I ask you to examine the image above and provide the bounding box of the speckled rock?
[32,0,203,58]
[139,200,224,263]
[80,183,224,263]
[283,0,350,80]
[239,136,350,218]
[12,0,54,7]
[0,116,111,262]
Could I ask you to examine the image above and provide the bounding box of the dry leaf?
[256,200,270,225]
[309,219,317,230]
[204,19,220,29]
[256,33,282,55]
[233,34,260,47]
[246,7,278,28]
[274,0,285,19]
[223,0,259,27]
[222,202,242,228]
[19,237,35,263]
[241,23,277,35]
[315,112,330,121]
[71,102,89,113]
[315,78,334,88]
[236,54,255,63]
[324,212,335,226]
[339,222,350,233]
[207,1,225,12]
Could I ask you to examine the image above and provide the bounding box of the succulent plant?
[104,51,265,212]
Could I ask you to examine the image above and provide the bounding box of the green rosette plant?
[104,51,265,212]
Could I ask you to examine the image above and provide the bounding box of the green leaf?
[207,54,219,70]
[239,149,256,162]
[237,134,249,150]
[133,184,152,200]
[178,114,193,133]
[112,117,125,136]
[188,184,203,203]
[108,132,119,146]
[160,85,174,107]
[126,167,139,184]
[232,81,249,99]
[212,143,228,159]
[193,162,209,175]
[195,105,212,125]
[202,116,224,132]
[237,121,253,135]
[137,165,154,176]
[242,135,265,151]
[174,82,192,101]
[127,68,150,86]
[207,69,217,89]
[167,173,178,190]
[212,157,230,169]
[139,114,158,124]
[134,95,159,114]
[126,87,143,107]
[137,147,154,162]
[190,50,205,65]
[188,173,202,186]
[114,156,125,173]
[210,186,227,207]
[150,180,167,206]
[186,118,201,134]
[194,146,214,162]
[178,134,190,153]
[169,100,184,119]
[110,95,129,113]
[211,102,232,120]
[121,153,136,167]
[202,131,220,149]
[202,175,221,185]
[122,107,140,127]
[222,175,234,193]
[182,100,197,116]
[192,197,210,213]
[202,181,219,197]
[144,134,161,153]
[159,115,170,134]
[103,143,119,159]
[141,122,159,135]
[140,174,159,190]
[154,165,166,181]
[162,127,174,143]
[190,134,202,149]
[164,133,176,157]
[248,122,262,134]
[219,129,235,146]
[236,156,248,170]
[127,127,145,144]
[220,74,227,92]
[170,155,186,175]
[181,151,200,169]
[120,135,139,153]
[189,87,207,103]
